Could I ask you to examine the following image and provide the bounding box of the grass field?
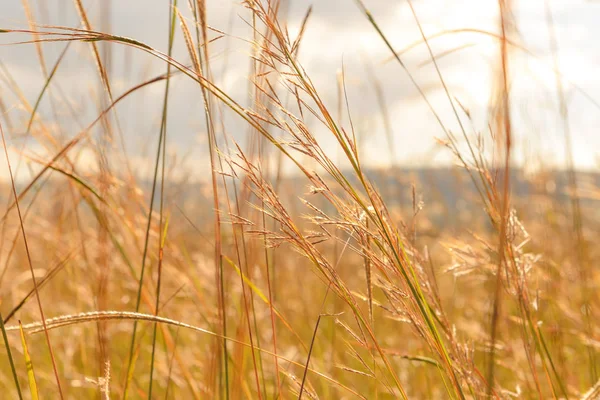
[1,0,599,398]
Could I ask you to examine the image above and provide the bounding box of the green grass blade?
[0,313,23,399]
[19,322,39,400]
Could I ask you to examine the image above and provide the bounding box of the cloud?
[1,0,599,176]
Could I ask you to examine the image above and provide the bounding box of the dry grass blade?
[545,0,596,385]
[3,249,76,324]
[1,71,169,223]
[147,2,177,398]
[183,2,232,397]
[72,0,113,99]
[25,42,71,135]
[7,311,366,399]
[1,121,64,398]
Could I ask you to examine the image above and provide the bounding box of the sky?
[1,0,600,184]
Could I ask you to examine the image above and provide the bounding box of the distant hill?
[3,167,598,230]
[141,167,600,230]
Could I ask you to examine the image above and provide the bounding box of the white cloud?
[1,0,599,176]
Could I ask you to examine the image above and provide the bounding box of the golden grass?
[0,0,599,398]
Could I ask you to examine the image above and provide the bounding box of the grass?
[0,0,599,398]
